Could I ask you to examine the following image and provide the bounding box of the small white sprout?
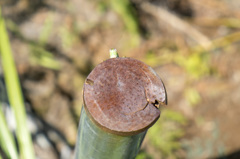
[109,49,119,58]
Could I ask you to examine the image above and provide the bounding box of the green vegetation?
[32,15,61,70]
[184,88,201,106]
[136,151,153,159]
[110,0,140,46]
[39,15,54,46]
[0,103,18,159]
[175,51,210,79]
[30,44,61,70]
[3,16,61,70]
[0,7,35,159]
[147,109,187,158]
[98,0,141,47]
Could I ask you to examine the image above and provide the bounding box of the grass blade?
[0,7,35,159]
[0,104,18,159]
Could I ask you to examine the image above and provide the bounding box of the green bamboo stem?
[0,105,18,159]
[75,107,146,159]
[0,7,35,159]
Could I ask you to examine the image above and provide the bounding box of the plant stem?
[0,7,35,159]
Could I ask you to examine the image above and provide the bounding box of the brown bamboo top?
[83,57,167,136]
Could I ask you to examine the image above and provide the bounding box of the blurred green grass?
[147,109,187,158]
[0,7,35,159]
[98,0,140,48]
[0,103,18,159]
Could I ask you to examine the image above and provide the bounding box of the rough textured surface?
[83,57,167,135]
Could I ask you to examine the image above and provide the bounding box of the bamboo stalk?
[75,107,146,159]
[74,50,167,158]
[0,7,35,159]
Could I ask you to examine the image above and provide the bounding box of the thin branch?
[140,2,211,49]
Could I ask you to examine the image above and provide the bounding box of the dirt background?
[1,0,240,158]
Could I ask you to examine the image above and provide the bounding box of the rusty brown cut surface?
[83,57,167,136]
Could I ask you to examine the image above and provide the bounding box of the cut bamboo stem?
[74,51,167,159]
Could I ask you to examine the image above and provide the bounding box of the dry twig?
[140,2,211,49]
